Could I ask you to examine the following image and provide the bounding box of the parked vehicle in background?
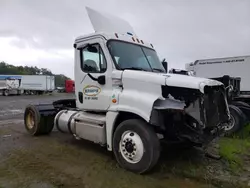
[0,75,55,96]
[56,86,65,93]
[65,79,75,93]
[0,75,22,96]
[186,55,250,97]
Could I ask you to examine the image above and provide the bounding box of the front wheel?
[113,119,160,174]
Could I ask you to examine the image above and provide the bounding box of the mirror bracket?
[87,73,105,85]
[162,59,168,73]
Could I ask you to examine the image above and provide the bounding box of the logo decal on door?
[83,85,101,96]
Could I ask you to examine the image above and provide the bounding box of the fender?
[106,111,119,151]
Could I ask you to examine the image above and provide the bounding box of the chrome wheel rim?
[26,110,35,129]
[119,130,144,164]
[225,114,235,131]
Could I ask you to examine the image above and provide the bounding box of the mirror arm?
[87,73,105,85]
[87,73,98,81]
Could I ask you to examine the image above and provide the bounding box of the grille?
[201,86,229,128]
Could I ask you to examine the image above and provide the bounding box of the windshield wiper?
[122,67,147,71]
[152,68,165,72]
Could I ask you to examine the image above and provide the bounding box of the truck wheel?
[113,119,160,174]
[24,105,54,136]
[232,101,250,121]
[225,105,244,137]
[3,90,9,96]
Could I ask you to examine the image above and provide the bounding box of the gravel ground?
[0,93,249,188]
[0,92,75,120]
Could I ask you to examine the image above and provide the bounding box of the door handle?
[78,92,83,103]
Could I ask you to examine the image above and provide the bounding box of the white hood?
[122,70,223,93]
[86,7,137,37]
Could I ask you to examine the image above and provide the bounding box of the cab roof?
[75,31,154,49]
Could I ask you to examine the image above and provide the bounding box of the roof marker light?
[132,37,135,42]
[140,40,144,44]
[150,43,154,48]
[127,32,133,36]
[136,38,140,43]
[115,33,119,38]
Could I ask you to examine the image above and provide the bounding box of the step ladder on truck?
[23,7,231,174]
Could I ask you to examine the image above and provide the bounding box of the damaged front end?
[150,84,230,147]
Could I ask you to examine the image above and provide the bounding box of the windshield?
[107,40,165,72]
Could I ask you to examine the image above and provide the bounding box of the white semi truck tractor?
[23,7,230,174]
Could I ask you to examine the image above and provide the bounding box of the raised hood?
[86,7,137,37]
[122,70,223,93]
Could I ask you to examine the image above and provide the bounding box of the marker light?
[115,33,119,38]
[127,32,133,36]
[132,37,135,42]
[140,40,144,44]
[136,38,140,43]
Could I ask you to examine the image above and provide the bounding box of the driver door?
[75,38,112,111]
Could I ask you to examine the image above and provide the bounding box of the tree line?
[0,61,70,87]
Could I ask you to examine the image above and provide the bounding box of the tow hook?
[210,123,226,136]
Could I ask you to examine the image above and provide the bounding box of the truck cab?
[23,7,230,174]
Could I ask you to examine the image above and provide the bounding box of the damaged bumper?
[152,84,230,146]
[185,85,230,129]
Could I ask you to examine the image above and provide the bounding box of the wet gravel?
[0,93,75,120]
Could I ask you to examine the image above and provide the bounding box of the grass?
[219,124,250,171]
[235,123,250,139]
[219,138,250,171]
[1,122,250,187]
[0,138,216,188]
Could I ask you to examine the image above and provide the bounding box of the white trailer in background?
[186,55,250,95]
[0,75,55,96]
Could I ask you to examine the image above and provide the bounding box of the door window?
[80,44,107,73]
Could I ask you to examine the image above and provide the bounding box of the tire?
[3,90,9,96]
[24,105,54,136]
[113,119,160,174]
[232,101,250,122]
[232,101,250,107]
[225,105,245,137]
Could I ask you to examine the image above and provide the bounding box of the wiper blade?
[152,68,165,72]
[122,67,147,71]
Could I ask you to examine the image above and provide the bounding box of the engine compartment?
[151,84,230,146]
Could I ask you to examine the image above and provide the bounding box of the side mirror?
[162,61,168,72]
[97,75,105,85]
[76,43,98,53]
[87,45,98,53]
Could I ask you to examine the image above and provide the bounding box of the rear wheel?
[24,105,54,136]
[113,119,160,174]
[3,90,9,96]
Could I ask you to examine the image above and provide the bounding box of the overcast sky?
[0,0,249,79]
